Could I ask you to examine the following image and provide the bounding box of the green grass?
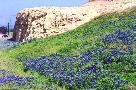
[7,8,136,58]
[0,7,136,89]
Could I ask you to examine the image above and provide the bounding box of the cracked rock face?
[13,7,95,42]
[13,0,136,42]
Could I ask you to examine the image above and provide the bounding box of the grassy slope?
[0,7,136,89]
[8,8,136,58]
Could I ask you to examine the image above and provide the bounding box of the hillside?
[0,6,135,89]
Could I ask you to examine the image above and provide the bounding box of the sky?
[0,0,87,27]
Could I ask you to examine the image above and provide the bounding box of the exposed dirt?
[83,0,136,14]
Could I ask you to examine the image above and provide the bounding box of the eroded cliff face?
[13,0,136,42]
[13,7,97,42]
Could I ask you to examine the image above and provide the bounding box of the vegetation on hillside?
[0,7,136,89]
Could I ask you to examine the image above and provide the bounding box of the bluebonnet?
[0,40,19,49]
[101,29,135,64]
[21,29,136,89]
[102,29,135,45]
[0,69,49,89]
[23,51,128,89]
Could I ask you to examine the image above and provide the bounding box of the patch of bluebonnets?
[22,30,135,89]
[23,30,135,89]
[0,69,30,86]
[0,40,19,49]
[0,29,135,89]
[102,30,135,64]
[0,69,51,89]
[102,29,135,45]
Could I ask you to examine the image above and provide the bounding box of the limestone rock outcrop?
[13,0,136,42]
[13,7,97,41]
